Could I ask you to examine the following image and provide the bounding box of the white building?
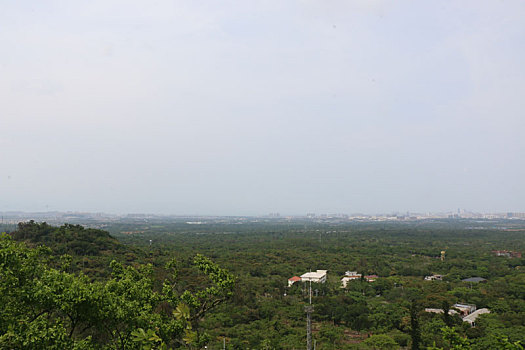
[300,270,328,283]
[424,274,443,281]
[463,308,490,326]
[345,271,361,278]
[341,271,362,288]
[425,306,490,327]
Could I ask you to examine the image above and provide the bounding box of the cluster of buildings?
[288,270,378,288]
[492,250,522,258]
[425,304,490,327]
[302,211,525,221]
[288,270,328,286]
[288,270,491,326]
[424,275,489,284]
[341,271,377,287]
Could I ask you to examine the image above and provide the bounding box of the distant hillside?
[11,220,124,255]
[9,221,142,278]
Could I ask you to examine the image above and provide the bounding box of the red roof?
[288,276,301,282]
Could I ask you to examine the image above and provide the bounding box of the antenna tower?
[305,280,314,350]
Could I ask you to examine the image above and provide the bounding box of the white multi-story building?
[341,271,362,288]
[300,270,328,283]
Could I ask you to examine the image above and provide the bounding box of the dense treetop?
[2,219,525,349]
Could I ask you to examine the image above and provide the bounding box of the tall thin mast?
[305,279,313,350]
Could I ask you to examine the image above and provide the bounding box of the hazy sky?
[1,1,524,215]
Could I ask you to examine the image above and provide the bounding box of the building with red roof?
[288,276,301,287]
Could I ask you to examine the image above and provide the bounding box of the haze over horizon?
[1,1,524,216]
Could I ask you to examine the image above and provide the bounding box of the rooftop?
[301,270,328,279]
[462,277,487,283]
[463,308,490,324]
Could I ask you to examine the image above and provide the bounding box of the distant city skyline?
[1,1,524,215]
[1,209,524,219]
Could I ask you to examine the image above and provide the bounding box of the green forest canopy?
[1,220,525,349]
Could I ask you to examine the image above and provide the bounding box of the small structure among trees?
[288,276,301,286]
[492,250,522,258]
[300,270,328,283]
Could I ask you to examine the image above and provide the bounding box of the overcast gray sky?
[1,1,524,215]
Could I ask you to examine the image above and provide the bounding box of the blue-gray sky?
[1,1,524,215]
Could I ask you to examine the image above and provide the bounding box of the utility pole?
[305,280,313,350]
[309,280,312,305]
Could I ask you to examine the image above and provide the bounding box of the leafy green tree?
[442,300,454,327]
[409,298,422,350]
[362,334,398,349]
[0,232,234,349]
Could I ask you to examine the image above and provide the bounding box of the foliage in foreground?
[0,232,234,349]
